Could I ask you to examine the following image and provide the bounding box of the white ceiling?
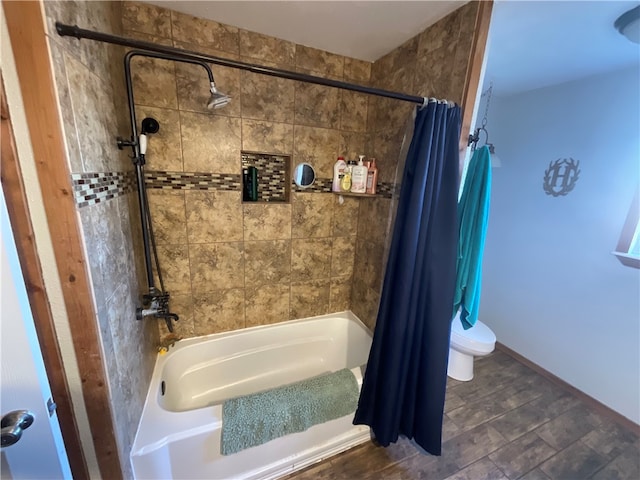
[143,0,640,96]
[144,1,467,62]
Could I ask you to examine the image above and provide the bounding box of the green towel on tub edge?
[221,368,359,455]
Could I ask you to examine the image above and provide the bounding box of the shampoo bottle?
[366,158,378,194]
[332,156,347,192]
[351,155,368,193]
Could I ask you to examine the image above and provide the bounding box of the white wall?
[480,65,640,423]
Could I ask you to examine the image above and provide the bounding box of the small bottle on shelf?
[366,158,378,194]
[351,155,368,193]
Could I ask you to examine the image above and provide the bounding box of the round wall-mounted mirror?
[293,163,316,188]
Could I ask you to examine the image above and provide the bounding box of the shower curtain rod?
[55,22,446,106]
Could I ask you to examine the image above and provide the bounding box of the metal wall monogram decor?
[543,158,581,197]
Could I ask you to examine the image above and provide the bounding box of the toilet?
[447,311,496,381]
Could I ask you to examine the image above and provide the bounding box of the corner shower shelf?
[332,191,377,198]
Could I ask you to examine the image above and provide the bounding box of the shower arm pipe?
[123,49,216,293]
[56,22,432,106]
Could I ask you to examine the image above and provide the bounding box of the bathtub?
[130,311,373,479]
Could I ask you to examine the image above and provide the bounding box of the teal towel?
[453,146,492,329]
[221,369,359,455]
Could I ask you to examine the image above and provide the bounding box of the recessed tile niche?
[241,151,291,203]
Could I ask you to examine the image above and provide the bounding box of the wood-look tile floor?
[285,349,639,480]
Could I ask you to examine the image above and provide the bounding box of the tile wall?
[121,1,376,340]
[352,2,482,328]
[44,1,158,477]
[43,0,483,473]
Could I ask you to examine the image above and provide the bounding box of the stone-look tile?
[122,29,174,45]
[448,381,543,433]
[48,42,82,173]
[158,294,194,340]
[122,1,172,38]
[175,60,241,118]
[443,414,463,442]
[418,7,462,57]
[339,131,368,162]
[290,279,330,319]
[354,239,385,291]
[244,240,291,286]
[64,52,120,173]
[291,238,332,281]
[330,439,417,480]
[414,45,455,99]
[130,55,178,109]
[489,389,580,442]
[242,119,294,155]
[371,35,419,88]
[185,190,243,243]
[189,242,244,293]
[539,441,609,480]
[170,10,239,54]
[239,30,296,65]
[344,57,372,84]
[580,422,639,461]
[332,196,360,237]
[241,72,295,123]
[534,405,604,450]
[295,45,344,78]
[291,193,333,238]
[331,235,356,278]
[591,445,640,480]
[243,203,292,241]
[340,91,368,133]
[373,450,459,480]
[293,126,341,179]
[156,244,191,295]
[135,105,183,171]
[488,431,557,479]
[294,82,341,129]
[443,424,508,470]
[193,289,245,335]
[443,458,508,480]
[245,284,290,327]
[444,391,466,414]
[358,197,391,243]
[518,469,551,480]
[146,190,187,245]
[449,32,474,105]
[329,275,352,312]
[350,280,380,331]
[181,111,241,174]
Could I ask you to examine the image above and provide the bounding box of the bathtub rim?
[130,310,372,468]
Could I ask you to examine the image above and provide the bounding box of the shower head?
[207,82,231,109]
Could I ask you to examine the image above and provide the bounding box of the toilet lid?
[451,315,496,345]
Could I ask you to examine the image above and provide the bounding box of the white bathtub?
[130,311,373,479]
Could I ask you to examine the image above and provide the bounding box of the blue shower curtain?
[353,101,461,456]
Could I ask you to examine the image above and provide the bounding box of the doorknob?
[1,410,35,448]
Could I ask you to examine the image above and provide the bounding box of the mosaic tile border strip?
[72,171,396,207]
[71,171,136,208]
[145,171,241,191]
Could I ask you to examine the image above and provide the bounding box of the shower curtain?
[353,100,461,456]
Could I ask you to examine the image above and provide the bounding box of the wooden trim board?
[459,0,493,174]
[2,2,123,478]
[496,342,640,436]
[1,75,90,480]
